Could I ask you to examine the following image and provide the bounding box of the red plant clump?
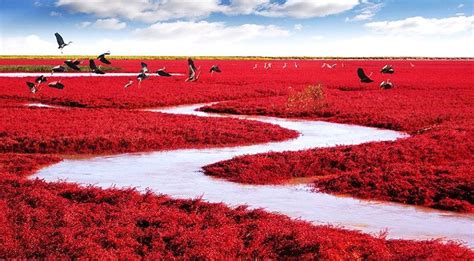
[0,106,297,154]
[0,155,472,258]
[201,60,474,212]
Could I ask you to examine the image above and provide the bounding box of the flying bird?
[54,33,72,53]
[209,65,221,74]
[282,63,287,69]
[124,79,133,88]
[35,75,47,85]
[137,72,148,85]
[357,68,374,83]
[156,67,172,77]
[253,64,258,69]
[89,59,105,74]
[380,64,394,74]
[51,65,66,73]
[140,62,149,73]
[64,60,81,71]
[26,82,37,93]
[380,80,394,89]
[98,52,111,65]
[186,58,199,82]
[48,81,64,89]
[322,63,337,69]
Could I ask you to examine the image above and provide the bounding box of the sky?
[0,0,473,57]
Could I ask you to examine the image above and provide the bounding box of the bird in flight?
[98,52,111,65]
[357,68,374,83]
[380,64,395,74]
[51,65,67,74]
[48,81,65,89]
[186,58,199,82]
[209,65,221,74]
[89,59,105,74]
[55,33,72,53]
[380,79,394,89]
[64,60,81,71]
[156,66,172,77]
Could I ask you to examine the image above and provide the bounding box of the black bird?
[54,33,72,52]
[380,64,394,74]
[156,67,172,77]
[209,65,221,73]
[98,52,111,65]
[357,68,373,83]
[51,65,67,73]
[186,58,199,82]
[26,82,37,93]
[137,72,148,85]
[140,62,149,73]
[64,60,81,71]
[35,75,47,84]
[48,81,64,89]
[89,59,105,74]
[380,80,394,89]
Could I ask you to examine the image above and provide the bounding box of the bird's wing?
[55,33,65,46]
[89,59,98,70]
[357,68,369,80]
[141,62,148,72]
[99,57,111,64]
[65,61,80,71]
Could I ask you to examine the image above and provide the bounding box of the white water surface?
[32,103,474,248]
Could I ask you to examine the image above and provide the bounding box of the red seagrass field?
[0,57,473,258]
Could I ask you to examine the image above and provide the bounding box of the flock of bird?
[26,32,400,93]
[357,64,395,89]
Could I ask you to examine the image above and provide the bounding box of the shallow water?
[0,72,184,77]
[32,103,474,248]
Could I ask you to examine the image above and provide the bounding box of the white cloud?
[76,21,92,29]
[93,18,127,30]
[346,1,383,22]
[56,0,223,23]
[1,33,473,57]
[365,15,474,35]
[134,21,289,43]
[457,3,464,8]
[456,13,465,16]
[33,1,42,7]
[55,0,360,21]
[225,0,269,15]
[49,11,62,17]
[256,0,360,18]
[294,24,303,30]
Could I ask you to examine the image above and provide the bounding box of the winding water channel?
[29,102,473,248]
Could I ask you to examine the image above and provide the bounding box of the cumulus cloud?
[346,0,383,22]
[76,19,126,30]
[55,0,360,21]
[225,0,269,15]
[93,18,127,30]
[134,21,289,43]
[56,0,223,23]
[365,15,474,35]
[294,24,303,30]
[256,0,359,18]
[49,11,62,17]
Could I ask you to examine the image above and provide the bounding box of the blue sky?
[1,0,472,56]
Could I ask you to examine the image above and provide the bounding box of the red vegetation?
[200,60,474,212]
[0,106,297,154]
[1,59,473,257]
[0,155,472,258]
